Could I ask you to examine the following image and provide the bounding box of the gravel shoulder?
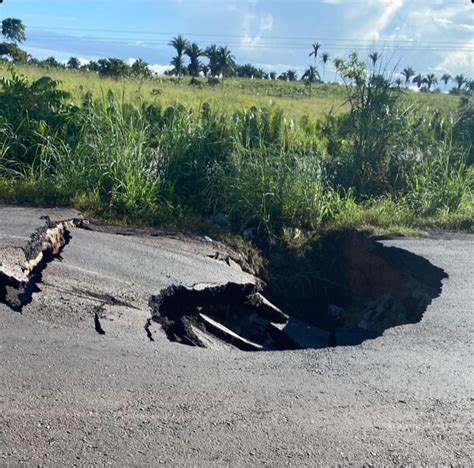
[1,207,473,465]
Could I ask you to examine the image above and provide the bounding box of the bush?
[0,67,75,166]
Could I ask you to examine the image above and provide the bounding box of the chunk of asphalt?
[247,292,288,324]
[199,313,263,352]
[0,217,82,312]
[149,282,288,351]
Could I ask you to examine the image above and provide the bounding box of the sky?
[1,0,473,82]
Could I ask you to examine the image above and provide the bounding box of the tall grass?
[213,144,336,236]
[0,66,472,239]
[41,96,164,221]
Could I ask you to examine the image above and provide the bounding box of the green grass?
[0,62,472,244]
[0,63,461,123]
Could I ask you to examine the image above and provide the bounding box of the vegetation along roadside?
[0,18,473,252]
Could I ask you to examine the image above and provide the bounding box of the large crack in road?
[0,217,448,351]
[0,216,83,311]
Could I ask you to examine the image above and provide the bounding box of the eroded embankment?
[149,231,448,351]
[0,217,81,311]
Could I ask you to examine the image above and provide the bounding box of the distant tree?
[454,74,465,90]
[425,73,437,91]
[1,18,26,43]
[205,44,221,77]
[97,58,130,78]
[67,57,80,69]
[169,35,189,80]
[394,77,403,88]
[333,57,344,79]
[27,55,42,66]
[185,43,204,82]
[440,73,451,90]
[466,80,474,96]
[321,52,329,81]
[237,63,260,79]
[218,46,235,87]
[287,69,298,82]
[86,60,100,72]
[413,74,424,90]
[170,56,185,77]
[0,41,27,62]
[278,72,288,81]
[42,56,63,68]
[131,58,152,78]
[269,71,277,80]
[401,67,415,87]
[309,42,321,66]
[236,63,250,78]
[302,65,320,94]
[369,51,381,68]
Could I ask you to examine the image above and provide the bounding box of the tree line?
[1,17,473,95]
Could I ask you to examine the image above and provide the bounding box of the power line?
[10,0,471,2]
[28,26,471,46]
[27,33,472,52]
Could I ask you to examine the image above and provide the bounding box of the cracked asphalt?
[1,206,473,465]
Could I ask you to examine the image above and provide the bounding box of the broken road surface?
[1,205,473,465]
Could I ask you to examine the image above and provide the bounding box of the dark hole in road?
[149,231,448,351]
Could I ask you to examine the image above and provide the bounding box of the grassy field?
[0,60,472,243]
[0,63,462,123]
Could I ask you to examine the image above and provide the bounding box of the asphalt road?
[1,206,473,465]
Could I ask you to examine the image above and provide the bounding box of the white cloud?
[259,14,273,32]
[148,64,173,76]
[240,12,274,51]
[434,39,474,77]
[353,0,405,40]
[434,17,474,32]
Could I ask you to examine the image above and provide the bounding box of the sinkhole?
[149,231,448,351]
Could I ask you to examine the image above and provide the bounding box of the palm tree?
[454,74,465,90]
[369,51,381,68]
[302,65,320,95]
[321,52,329,82]
[394,77,402,88]
[467,79,474,95]
[287,69,298,82]
[401,67,415,87]
[413,74,424,90]
[170,56,185,77]
[218,46,235,87]
[440,73,451,91]
[309,42,321,67]
[205,44,220,77]
[185,42,204,82]
[425,73,437,91]
[169,35,189,80]
[333,57,344,81]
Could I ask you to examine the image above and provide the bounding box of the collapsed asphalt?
[0,205,473,465]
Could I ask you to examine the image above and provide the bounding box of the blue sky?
[1,0,473,80]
